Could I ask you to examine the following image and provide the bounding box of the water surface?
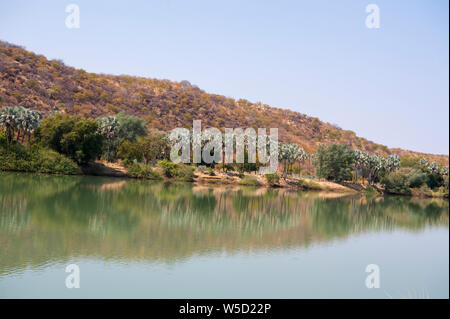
[0,172,448,298]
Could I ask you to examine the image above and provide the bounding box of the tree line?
[1,105,448,195]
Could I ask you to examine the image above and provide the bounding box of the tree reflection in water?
[0,172,448,274]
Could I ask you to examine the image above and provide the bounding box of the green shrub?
[125,162,162,180]
[265,173,280,186]
[34,113,103,164]
[381,168,411,195]
[31,148,80,174]
[158,159,180,178]
[158,159,195,181]
[175,165,195,182]
[408,169,428,188]
[239,175,260,186]
[313,144,354,181]
[425,173,443,189]
[0,142,80,175]
[118,140,143,162]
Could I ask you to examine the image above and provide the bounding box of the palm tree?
[278,143,307,176]
[0,106,19,145]
[0,106,42,146]
[22,108,42,143]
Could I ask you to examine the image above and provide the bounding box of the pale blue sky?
[0,0,448,154]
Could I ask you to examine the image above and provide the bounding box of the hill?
[0,40,447,164]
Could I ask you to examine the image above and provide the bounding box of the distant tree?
[363,154,384,184]
[35,114,103,164]
[180,80,192,86]
[118,129,170,165]
[116,112,147,142]
[384,154,401,172]
[17,107,42,144]
[138,129,170,164]
[0,106,20,145]
[417,158,446,189]
[312,144,354,182]
[93,113,147,162]
[352,151,400,184]
[0,106,42,145]
[278,143,307,176]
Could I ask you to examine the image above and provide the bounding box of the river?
[0,172,448,298]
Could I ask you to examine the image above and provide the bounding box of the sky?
[0,0,448,154]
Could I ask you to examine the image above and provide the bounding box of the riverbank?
[83,160,446,197]
[1,157,447,198]
[82,160,361,193]
[112,161,449,198]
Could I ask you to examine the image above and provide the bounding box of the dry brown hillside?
[0,40,447,164]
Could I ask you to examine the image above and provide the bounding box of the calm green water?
[0,172,448,298]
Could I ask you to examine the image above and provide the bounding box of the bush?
[381,168,411,195]
[116,130,170,165]
[265,173,280,186]
[125,162,162,180]
[239,175,260,186]
[313,144,354,181]
[118,140,143,162]
[408,169,428,188]
[158,159,195,181]
[31,148,80,174]
[34,114,103,165]
[425,173,443,189]
[0,142,80,175]
[137,130,170,164]
[158,159,179,177]
[175,165,195,182]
